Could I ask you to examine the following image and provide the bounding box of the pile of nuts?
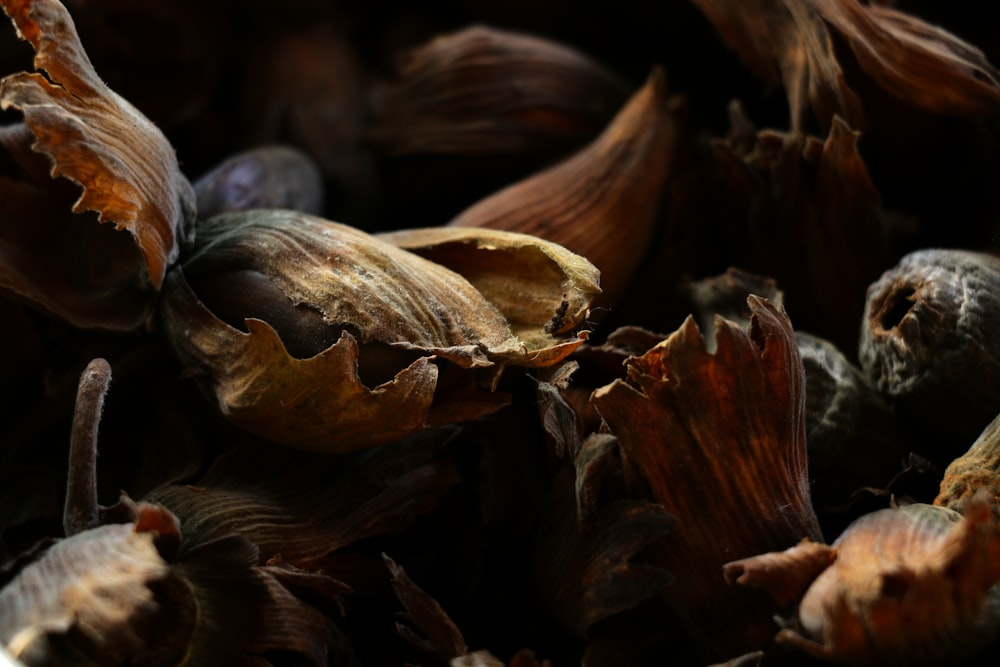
[3,1,1000,666]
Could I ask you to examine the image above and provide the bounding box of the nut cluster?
[3,1,1000,667]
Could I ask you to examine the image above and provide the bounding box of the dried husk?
[0,0,195,330]
[378,225,601,340]
[702,115,891,352]
[532,433,675,637]
[678,269,905,524]
[146,429,462,570]
[160,209,597,452]
[936,413,1000,520]
[729,497,1000,666]
[690,0,1000,131]
[447,68,675,307]
[590,296,822,661]
[0,514,169,663]
[368,24,629,157]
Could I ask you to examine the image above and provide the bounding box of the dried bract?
[591,297,822,660]
[691,0,1000,131]
[0,0,195,329]
[369,24,628,157]
[728,496,1000,666]
[448,68,675,307]
[160,210,598,452]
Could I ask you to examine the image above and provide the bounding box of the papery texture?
[162,210,595,451]
[779,500,1000,666]
[691,0,1000,131]
[0,0,195,329]
[147,431,462,569]
[369,25,628,157]
[591,297,821,660]
[0,521,168,661]
[447,68,674,307]
[706,116,890,352]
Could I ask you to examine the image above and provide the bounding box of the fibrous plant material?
[591,297,822,661]
[726,494,1000,666]
[448,67,676,307]
[368,24,629,157]
[690,0,1000,132]
[936,413,1000,520]
[0,0,195,330]
[160,209,598,452]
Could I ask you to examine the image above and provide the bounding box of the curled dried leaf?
[0,0,195,329]
[0,520,169,662]
[692,0,1000,131]
[161,210,595,452]
[446,68,675,307]
[590,297,822,661]
[368,24,628,157]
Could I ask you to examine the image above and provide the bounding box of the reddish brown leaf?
[590,297,822,661]
[0,0,194,328]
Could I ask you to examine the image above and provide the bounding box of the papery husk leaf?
[0,521,168,661]
[0,0,195,327]
[709,116,890,353]
[723,539,836,608]
[147,430,462,570]
[813,1,1000,116]
[691,0,862,131]
[590,296,821,661]
[378,225,600,336]
[368,24,628,157]
[936,413,1000,521]
[384,554,468,662]
[162,210,592,451]
[445,68,673,307]
[777,499,1000,666]
[691,0,1000,132]
[534,433,675,636]
[170,534,352,667]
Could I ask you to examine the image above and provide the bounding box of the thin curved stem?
[63,358,112,536]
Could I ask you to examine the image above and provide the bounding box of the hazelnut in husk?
[160,209,599,453]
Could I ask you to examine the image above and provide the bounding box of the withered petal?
[0,0,195,327]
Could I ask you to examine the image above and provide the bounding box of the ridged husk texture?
[160,210,599,452]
